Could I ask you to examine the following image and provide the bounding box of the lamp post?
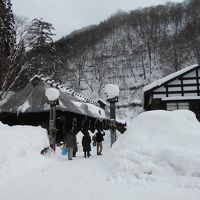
[107,96,118,147]
[104,84,119,147]
[45,88,60,151]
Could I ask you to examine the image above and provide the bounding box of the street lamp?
[104,84,119,147]
[45,87,60,151]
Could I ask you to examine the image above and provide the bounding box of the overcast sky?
[12,0,183,40]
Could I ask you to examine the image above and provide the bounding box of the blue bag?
[61,145,68,155]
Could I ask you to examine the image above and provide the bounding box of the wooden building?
[0,75,126,142]
[142,64,200,120]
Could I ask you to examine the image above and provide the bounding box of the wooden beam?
[166,83,198,87]
[196,69,200,96]
[181,79,184,96]
[166,85,169,97]
[153,90,199,94]
[179,77,200,80]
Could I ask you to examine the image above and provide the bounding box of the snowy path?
[0,150,200,200]
[0,151,115,200]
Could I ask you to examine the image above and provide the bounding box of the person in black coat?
[73,137,78,157]
[95,129,105,155]
[82,132,91,158]
[72,127,79,157]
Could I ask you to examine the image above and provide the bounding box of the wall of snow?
[0,122,49,179]
[106,110,200,180]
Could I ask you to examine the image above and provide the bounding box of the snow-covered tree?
[0,0,16,90]
[0,15,31,99]
[26,18,62,79]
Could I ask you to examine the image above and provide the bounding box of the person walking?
[96,129,105,155]
[82,132,91,158]
[73,125,79,157]
[73,140,78,157]
[64,128,76,160]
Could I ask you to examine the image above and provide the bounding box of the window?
[167,103,177,111]
[166,102,189,111]
[178,102,189,110]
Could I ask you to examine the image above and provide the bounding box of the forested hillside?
[55,0,200,117]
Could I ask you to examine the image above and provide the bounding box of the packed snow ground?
[0,110,200,200]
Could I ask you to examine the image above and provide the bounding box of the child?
[82,132,91,158]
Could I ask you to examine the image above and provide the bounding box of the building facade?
[143,64,200,120]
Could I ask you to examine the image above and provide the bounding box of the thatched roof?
[0,76,109,120]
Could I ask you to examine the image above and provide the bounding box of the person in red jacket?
[95,129,105,155]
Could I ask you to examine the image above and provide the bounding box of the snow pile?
[107,110,200,179]
[0,122,49,179]
[0,110,200,200]
[104,84,119,99]
[45,87,60,101]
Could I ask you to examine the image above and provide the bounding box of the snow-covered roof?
[143,64,199,93]
[0,76,109,120]
[72,101,106,119]
[40,75,100,107]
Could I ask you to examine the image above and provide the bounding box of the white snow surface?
[104,83,120,99]
[0,110,200,200]
[0,122,49,179]
[45,87,60,101]
[73,101,106,118]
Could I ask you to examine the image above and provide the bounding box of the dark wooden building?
[0,76,126,142]
[142,64,200,121]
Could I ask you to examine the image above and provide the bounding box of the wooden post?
[45,88,60,152]
[49,101,57,151]
[107,97,118,147]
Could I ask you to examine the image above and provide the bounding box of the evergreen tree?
[26,18,62,79]
[0,0,15,90]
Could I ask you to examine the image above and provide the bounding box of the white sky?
[12,0,183,40]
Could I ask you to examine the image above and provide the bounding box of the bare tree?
[71,49,89,91]
[160,35,191,74]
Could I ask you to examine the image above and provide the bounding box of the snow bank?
[45,87,60,101]
[104,84,119,99]
[106,110,200,179]
[0,111,200,200]
[0,122,49,179]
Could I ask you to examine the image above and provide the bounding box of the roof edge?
[143,64,199,93]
